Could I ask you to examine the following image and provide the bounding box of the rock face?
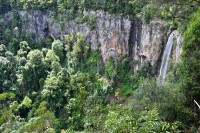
[130,20,168,73]
[171,31,183,66]
[2,10,182,75]
[18,10,131,63]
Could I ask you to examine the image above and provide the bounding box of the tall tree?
[180,8,200,124]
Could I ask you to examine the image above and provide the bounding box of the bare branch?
[194,100,200,110]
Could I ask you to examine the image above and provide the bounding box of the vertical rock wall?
[171,31,183,66]
[130,20,168,73]
[18,10,131,63]
[2,10,182,75]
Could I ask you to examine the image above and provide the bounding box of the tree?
[52,40,65,62]
[17,41,30,58]
[0,0,12,14]
[64,33,89,69]
[0,45,18,93]
[104,105,135,133]
[17,49,46,96]
[41,73,63,109]
[20,96,32,108]
[27,49,44,67]
[18,100,56,133]
[179,8,200,124]
[44,49,60,70]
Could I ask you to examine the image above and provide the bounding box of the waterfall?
[158,32,175,84]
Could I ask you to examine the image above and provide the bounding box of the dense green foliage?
[179,8,200,125]
[0,0,200,132]
[0,33,187,132]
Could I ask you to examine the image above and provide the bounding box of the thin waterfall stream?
[158,32,175,84]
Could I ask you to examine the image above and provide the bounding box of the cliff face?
[17,10,131,63]
[2,10,182,74]
[130,20,168,73]
[171,31,183,66]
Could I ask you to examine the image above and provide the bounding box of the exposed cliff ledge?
[2,10,181,74]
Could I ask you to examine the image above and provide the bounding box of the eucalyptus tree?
[0,45,18,93]
[17,49,46,96]
[64,33,89,70]
[52,39,65,62]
